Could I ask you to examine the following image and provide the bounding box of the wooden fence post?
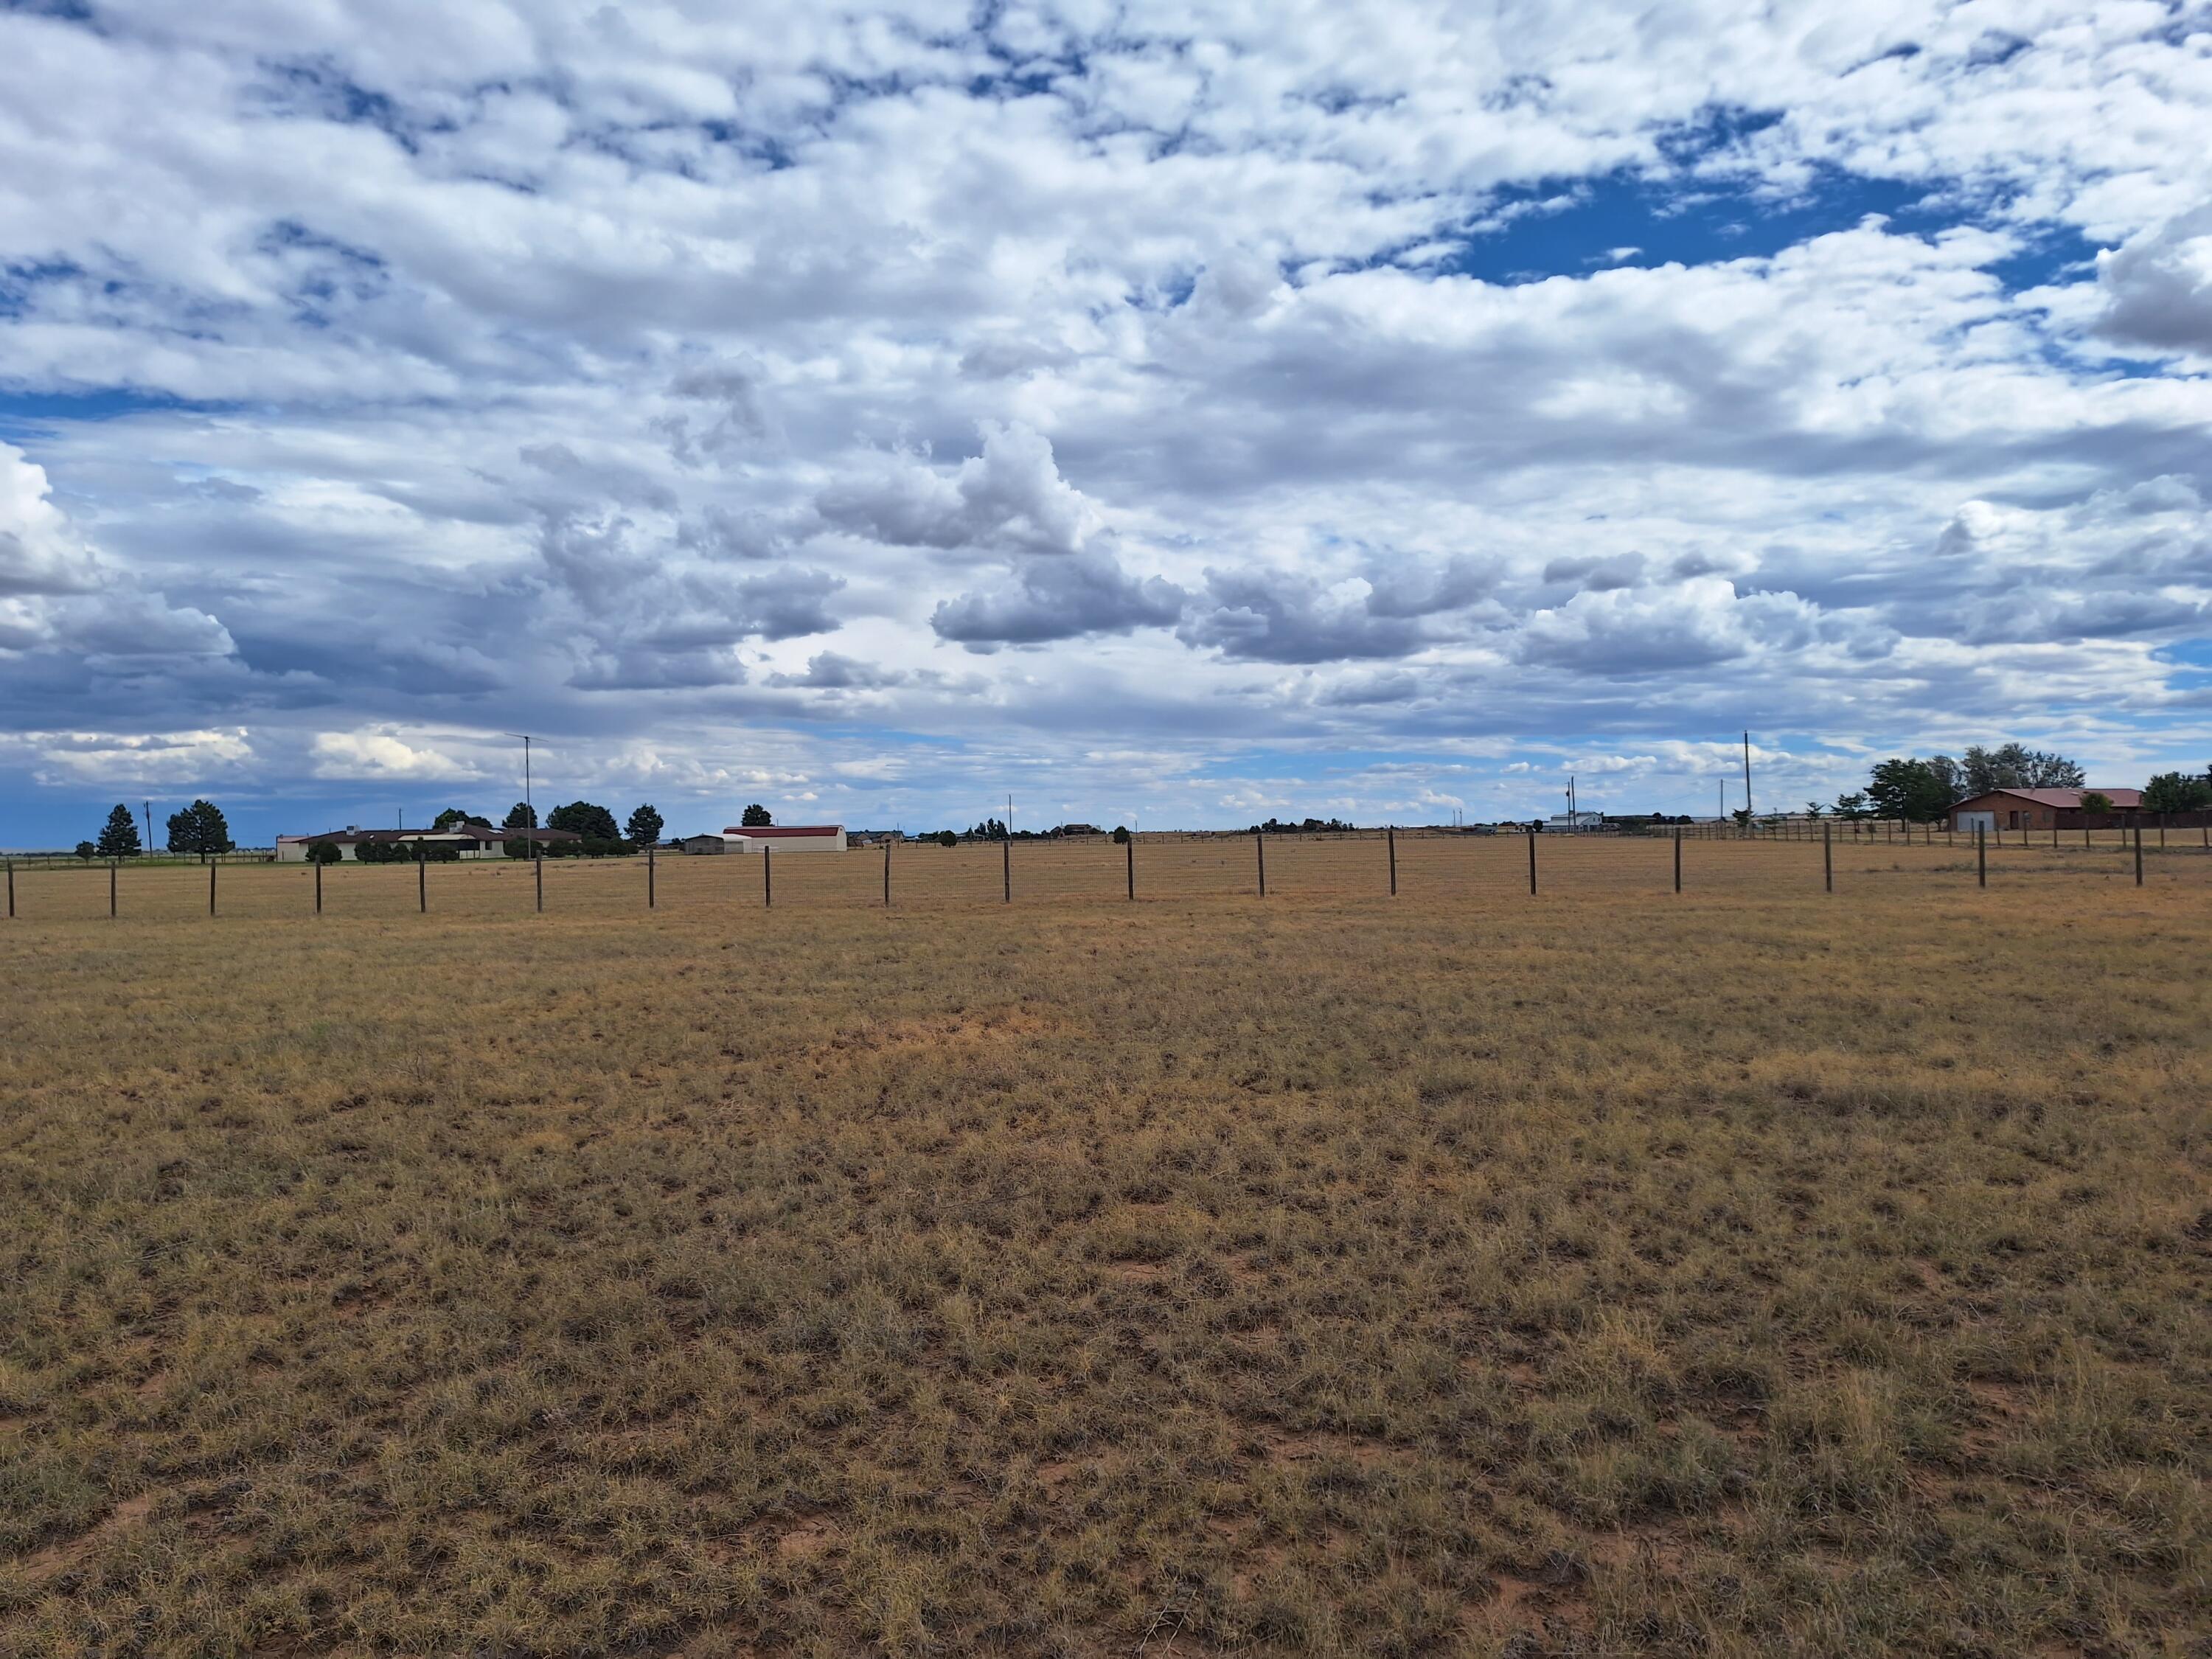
[1823,821,1832,893]
[1527,828,1537,895]
[209,858,218,917]
[1002,836,1011,903]
[1387,826,1397,897]
[764,845,773,908]
[648,841,656,909]
[315,860,322,916]
[535,847,543,912]
[883,840,891,906]
[2135,823,2144,886]
[110,859,117,918]
[1673,826,1681,893]
[1126,835,1135,901]
[1977,826,1986,888]
[417,841,426,913]
[4,859,11,919]
[1255,832,1265,898]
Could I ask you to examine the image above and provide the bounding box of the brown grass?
[1,841,2208,1656]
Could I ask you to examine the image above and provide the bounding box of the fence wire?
[4,829,2207,927]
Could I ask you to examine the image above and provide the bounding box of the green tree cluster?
[2141,771,2212,813]
[164,799,234,856]
[546,800,621,842]
[94,804,141,858]
[741,804,773,827]
[1844,742,2086,821]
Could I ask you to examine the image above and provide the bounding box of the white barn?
[720,824,846,853]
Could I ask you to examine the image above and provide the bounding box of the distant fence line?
[1,820,2203,926]
[1668,815,2212,847]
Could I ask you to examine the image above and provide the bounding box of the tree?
[74,841,96,861]
[165,799,234,856]
[625,804,664,846]
[970,817,1008,840]
[1866,759,1952,823]
[306,841,343,865]
[2141,771,2212,813]
[547,800,620,842]
[503,801,538,830]
[933,830,958,847]
[740,803,773,827]
[1926,754,1965,804]
[1833,793,1870,821]
[1962,742,2084,795]
[1802,801,1825,818]
[95,804,142,858]
[1112,825,1131,844]
[2079,792,2114,815]
[433,807,493,831]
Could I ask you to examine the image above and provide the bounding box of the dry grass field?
[2,840,2208,1658]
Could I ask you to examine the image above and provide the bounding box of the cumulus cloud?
[2096,206,2212,357]
[1178,569,1430,664]
[2,3,2212,830]
[308,731,482,781]
[932,552,1185,650]
[1514,579,1821,675]
[0,443,100,598]
[818,424,1102,557]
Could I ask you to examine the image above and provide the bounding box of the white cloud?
[308,731,484,782]
[1,2,2211,828]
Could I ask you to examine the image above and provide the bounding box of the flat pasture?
[1,841,2207,1656]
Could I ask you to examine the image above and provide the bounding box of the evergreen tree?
[2142,771,2212,813]
[95,804,142,858]
[740,803,772,827]
[1866,759,1952,822]
[625,803,664,846]
[166,799,234,855]
[547,800,620,841]
[502,801,538,830]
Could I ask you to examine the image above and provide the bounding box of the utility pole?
[143,800,153,856]
[506,734,535,867]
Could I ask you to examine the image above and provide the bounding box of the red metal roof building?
[717,824,847,852]
[1950,788,2143,832]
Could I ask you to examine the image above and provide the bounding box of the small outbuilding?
[1950,787,2143,832]
[720,824,846,853]
[677,833,730,855]
[276,825,580,861]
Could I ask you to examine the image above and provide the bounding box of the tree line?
[76,800,234,861]
[72,798,672,861]
[1805,743,2212,823]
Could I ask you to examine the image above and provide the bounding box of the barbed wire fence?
[2,820,2203,925]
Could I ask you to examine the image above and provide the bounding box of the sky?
[3,1,2211,847]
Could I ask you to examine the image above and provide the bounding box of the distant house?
[718,824,846,853]
[275,824,580,862]
[1950,788,2143,832]
[677,833,730,855]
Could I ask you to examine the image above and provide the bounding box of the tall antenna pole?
[505,734,535,841]
[1742,731,1753,818]
[143,800,153,855]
